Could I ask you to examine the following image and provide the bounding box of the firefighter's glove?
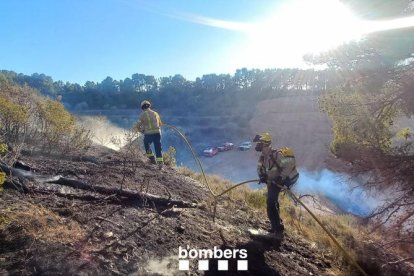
[259,175,267,184]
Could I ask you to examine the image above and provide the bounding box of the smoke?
[75,115,376,216]
[13,168,34,180]
[77,116,135,150]
[143,255,178,276]
[294,169,378,216]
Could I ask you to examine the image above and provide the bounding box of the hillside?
[2,0,414,271]
[0,147,337,275]
[2,145,414,275]
[249,95,332,171]
[0,146,334,275]
[1,73,413,275]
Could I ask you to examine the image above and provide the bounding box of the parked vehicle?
[203,147,219,157]
[239,141,252,151]
[218,142,234,152]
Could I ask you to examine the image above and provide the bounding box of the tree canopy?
[0,68,337,113]
[310,3,414,244]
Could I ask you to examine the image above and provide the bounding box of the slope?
[0,145,335,276]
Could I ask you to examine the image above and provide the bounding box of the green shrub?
[163,146,177,167]
[0,97,28,142]
[0,79,91,155]
[38,99,91,153]
[0,143,7,155]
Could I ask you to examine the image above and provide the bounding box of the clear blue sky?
[0,0,378,84]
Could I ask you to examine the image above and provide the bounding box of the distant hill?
[198,94,333,183]
[249,94,332,171]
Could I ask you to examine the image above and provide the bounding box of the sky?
[1,0,414,84]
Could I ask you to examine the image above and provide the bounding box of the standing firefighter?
[134,100,164,169]
[253,132,299,239]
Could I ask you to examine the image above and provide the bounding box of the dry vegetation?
[179,168,367,271]
[0,150,412,275]
[1,201,85,244]
[0,74,92,159]
[177,167,414,274]
[0,72,412,275]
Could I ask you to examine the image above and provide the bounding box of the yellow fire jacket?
[134,109,162,135]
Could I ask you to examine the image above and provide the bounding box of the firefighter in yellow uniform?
[134,100,163,168]
[253,132,299,238]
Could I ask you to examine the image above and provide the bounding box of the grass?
[177,166,268,212]
[1,201,85,243]
[178,166,364,273]
[280,194,359,249]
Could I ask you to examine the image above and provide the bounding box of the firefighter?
[134,100,163,169]
[253,132,299,238]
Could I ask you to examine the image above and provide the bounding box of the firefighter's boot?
[148,156,156,165]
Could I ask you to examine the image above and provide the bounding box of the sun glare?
[234,0,414,70]
[364,16,414,33]
[236,0,364,69]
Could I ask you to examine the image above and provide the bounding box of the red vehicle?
[203,147,219,157]
[218,142,234,152]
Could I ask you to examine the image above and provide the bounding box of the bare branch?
[384,257,414,266]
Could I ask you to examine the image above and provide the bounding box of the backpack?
[272,147,299,188]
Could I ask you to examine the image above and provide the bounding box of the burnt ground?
[1,145,408,276]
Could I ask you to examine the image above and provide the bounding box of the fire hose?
[162,124,216,196]
[162,124,368,276]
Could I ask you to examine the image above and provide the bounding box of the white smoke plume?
[294,169,379,216]
[142,255,179,276]
[77,116,138,151]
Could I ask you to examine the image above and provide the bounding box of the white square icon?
[218,260,228,271]
[237,260,248,271]
[198,260,209,271]
[178,260,189,271]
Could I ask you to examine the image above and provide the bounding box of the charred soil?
[0,146,406,275]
